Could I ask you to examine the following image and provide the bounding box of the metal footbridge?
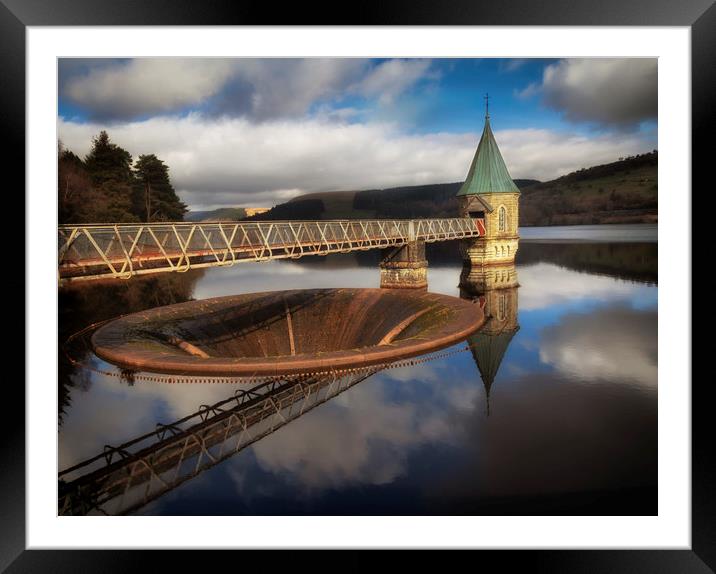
[58,218,485,283]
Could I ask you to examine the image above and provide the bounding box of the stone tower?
[459,262,520,415]
[458,99,520,265]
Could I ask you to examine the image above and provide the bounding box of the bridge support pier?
[379,240,428,290]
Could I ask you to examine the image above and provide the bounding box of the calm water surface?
[519,223,657,242]
[58,224,657,515]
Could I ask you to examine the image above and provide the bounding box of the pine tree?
[84,130,133,185]
[83,131,138,223]
[133,154,187,222]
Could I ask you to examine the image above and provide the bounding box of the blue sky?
[58,58,657,210]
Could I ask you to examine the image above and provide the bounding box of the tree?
[59,133,186,223]
[84,130,134,186]
[132,154,187,222]
[58,140,93,223]
[83,131,138,223]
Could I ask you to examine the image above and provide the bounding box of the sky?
[57,58,658,211]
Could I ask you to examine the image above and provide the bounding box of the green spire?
[457,106,520,196]
[467,325,520,416]
[467,327,519,393]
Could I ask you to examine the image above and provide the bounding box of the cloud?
[538,306,658,388]
[516,262,655,310]
[58,115,656,210]
[514,82,540,100]
[208,59,369,120]
[499,59,528,73]
[248,372,457,490]
[491,126,655,182]
[64,59,238,120]
[61,58,435,122]
[353,59,435,104]
[519,59,657,127]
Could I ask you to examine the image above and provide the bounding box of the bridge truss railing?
[58,218,484,283]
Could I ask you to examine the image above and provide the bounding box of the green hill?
[244,151,658,226]
[519,151,657,226]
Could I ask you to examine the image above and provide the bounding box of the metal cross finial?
[484,93,490,118]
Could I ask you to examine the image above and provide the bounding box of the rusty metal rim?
[91,288,485,377]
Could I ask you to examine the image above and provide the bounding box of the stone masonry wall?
[460,192,520,265]
[379,241,428,289]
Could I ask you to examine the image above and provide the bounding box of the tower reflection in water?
[459,260,519,416]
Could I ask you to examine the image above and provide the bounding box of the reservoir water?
[58,224,657,515]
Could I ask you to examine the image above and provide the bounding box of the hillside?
[519,151,658,226]
[185,207,247,222]
[247,180,538,221]
[242,151,657,226]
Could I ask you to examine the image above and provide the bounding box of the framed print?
[6,0,712,570]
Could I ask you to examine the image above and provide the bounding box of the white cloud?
[515,82,540,100]
[249,374,455,489]
[492,127,654,182]
[352,59,435,104]
[521,58,657,127]
[538,307,657,388]
[222,59,369,119]
[58,115,473,209]
[58,115,655,210]
[516,262,654,311]
[64,59,237,119]
[500,59,528,73]
[61,58,435,122]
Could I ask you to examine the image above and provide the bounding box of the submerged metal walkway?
[58,218,485,283]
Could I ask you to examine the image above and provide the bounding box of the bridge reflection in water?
[59,266,520,516]
[59,370,379,516]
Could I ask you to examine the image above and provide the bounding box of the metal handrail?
[58,218,485,283]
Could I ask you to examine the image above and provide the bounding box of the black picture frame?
[7,0,711,571]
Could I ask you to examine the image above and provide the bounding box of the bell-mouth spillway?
[91,288,485,377]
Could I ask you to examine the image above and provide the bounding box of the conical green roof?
[467,325,520,397]
[457,116,520,196]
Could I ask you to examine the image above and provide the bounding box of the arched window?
[498,294,507,320]
[498,206,506,232]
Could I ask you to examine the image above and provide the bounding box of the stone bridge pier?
[379,240,428,290]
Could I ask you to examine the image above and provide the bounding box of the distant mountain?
[185,207,247,222]
[246,180,539,222]
[241,151,658,226]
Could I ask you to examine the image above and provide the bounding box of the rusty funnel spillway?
[91,288,485,377]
